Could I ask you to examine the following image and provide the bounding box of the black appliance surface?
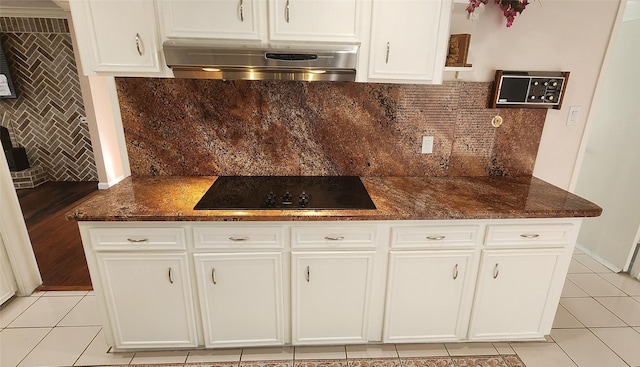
[194,176,376,210]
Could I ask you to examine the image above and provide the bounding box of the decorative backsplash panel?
[117,78,547,177]
[0,17,97,181]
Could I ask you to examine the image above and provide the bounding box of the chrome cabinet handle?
[168,267,174,284]
[493,263,499,279]
[211,268,217,285]
[426,235,446,241]
[239,0,244,22]
[127,237,148,243]
[135,33,143,56]
[306,265,310,282]
[385,42,390,64]
[453,264,459,280]
[229,236,249,242]
[285,0,290,23]
[520,234,540,239]
[324,236,344,241]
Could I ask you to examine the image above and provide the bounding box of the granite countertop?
[65,176,602,222]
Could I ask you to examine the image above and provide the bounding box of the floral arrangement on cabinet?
[466,0,530,27]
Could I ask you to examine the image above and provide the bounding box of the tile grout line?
[71,326,102,367]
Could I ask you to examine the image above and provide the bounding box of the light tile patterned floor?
[1,250,639,367]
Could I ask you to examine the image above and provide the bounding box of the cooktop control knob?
[299,191,310,207]
[283,191,293,205]
[265,192,277,207]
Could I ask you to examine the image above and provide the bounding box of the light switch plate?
[421,136,434,154]
[567,106,580,125]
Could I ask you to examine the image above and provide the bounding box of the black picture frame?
[0,37,17,99]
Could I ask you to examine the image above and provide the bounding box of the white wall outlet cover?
[567,106,581,125]
[421,136,434,154]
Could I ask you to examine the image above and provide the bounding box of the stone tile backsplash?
[116,78,547,177]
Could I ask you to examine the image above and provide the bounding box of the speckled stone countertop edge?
[65,176,603,222]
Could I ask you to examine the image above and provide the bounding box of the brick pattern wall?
[0,17,97,181]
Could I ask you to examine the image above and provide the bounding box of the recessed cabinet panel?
[368,0,450,82]
[70,0,161,74]
[96,254,197,349]
[269,0,361,42]
[194,253,284,347]
[384,251,475,342]
[469,249,563,340]
[158,0,266,41]
[292,251,375,344]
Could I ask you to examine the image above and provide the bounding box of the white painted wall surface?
[448,0,620,189]
[573,6,640,271]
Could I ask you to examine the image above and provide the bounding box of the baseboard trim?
[575,243,624,272]
[97,174,126,190]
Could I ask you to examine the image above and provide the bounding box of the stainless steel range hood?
[163,40,358,82]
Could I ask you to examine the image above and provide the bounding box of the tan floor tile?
[551,328,627,367]
[130,350,189,365]
[395,344,448,357]
[242,347,294,362]
[572,254,614,273]
[560,279,589,298]
[187,349,242,363]
[346,345,398,359]
[566,274,626,297]
[567,259,592,274]
[0,296,39,328]
[295,346,346,360]
[510,342,577,367]
[445,343,497,356]
[595,296,640,326]
[559,297,626,327]
[552,304,584,329]
[492,343,515,355]
[599,272,640,296]
[590,327,640,366]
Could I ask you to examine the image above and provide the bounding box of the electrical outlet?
[79,116,88,124]
[421,136,434,154]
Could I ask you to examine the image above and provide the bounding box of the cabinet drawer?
[291,226,376,249]
[193,226,284,249]
[485,223,575,248]
[391,225,482,249]
[89,227,186,251]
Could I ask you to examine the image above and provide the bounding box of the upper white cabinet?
[268,0,364,42]
[69,0,163,75]
[365,0,452,84]
[157,0,267,41]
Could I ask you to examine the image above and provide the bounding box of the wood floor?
[16,181,98,290]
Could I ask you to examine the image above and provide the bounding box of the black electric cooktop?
[194,176,376,210]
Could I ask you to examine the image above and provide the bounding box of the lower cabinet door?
[97,253,198,349]
[291,251,375,344]
[384,251,475,342]
[194,253,285,347]
[469,249,563,340]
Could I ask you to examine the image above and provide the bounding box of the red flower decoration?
[466,0,530,27]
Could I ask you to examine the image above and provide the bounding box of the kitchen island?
[66,176,601,351]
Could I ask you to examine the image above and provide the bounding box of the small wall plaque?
[445,34,472,67]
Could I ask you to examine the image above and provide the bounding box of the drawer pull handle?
[239,0,244,22]
[493,263,499,279]
[325,236,344,241]
[426,235,446,241]
[168,267,174,284]
[520,234,540,239]
[306,266,310,282]
[211,268,217,285]
[127,238,148,243]
[135,33,143,56]
[453,264,459,280]
[229,236,249,242]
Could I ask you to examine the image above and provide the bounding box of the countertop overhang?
[65,176,602,222]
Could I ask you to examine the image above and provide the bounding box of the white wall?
[573,6,640,271]
[448,0,620,189]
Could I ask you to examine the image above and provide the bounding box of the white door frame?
[0,148,42,295]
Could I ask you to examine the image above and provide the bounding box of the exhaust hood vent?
[163,40,358,82]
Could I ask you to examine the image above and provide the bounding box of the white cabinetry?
[365,0,452,84]
[192,225,286,347]
[468,223,576,340]
[268,0,363,42]
[291,225,377,344]
[69,0,163,75]
[157,0,267,41]
[0,236,17,305]
[97,253,198,349]
[384,225,481,342]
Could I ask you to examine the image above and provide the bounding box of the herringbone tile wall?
[0,17,97,181]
